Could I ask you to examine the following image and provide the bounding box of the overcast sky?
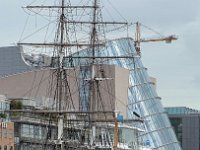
[0,0,200,109]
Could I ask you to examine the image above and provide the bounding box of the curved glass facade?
[72,38,181,149]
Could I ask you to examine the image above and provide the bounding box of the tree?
[10,100,22,110]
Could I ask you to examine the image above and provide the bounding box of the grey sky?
[0,0,200,109]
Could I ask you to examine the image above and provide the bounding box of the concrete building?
[0,46,50,77]
[0,65,129,116]
[0,95,14,150]
[165,107,200,150]
[0,46,32,77]
[0,64,130,149]
[0,122,14,150]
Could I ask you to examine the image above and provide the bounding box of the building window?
[2,103,5,110]
[0,145,1,150]
[9,129,12,138]
[4,145,7,150]
[21,124,29,138]
[3,129,7,138]
[9,146,12,150]
[170,118,183,147]
[6,103,9,110]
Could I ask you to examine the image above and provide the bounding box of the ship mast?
[57,0,65,149]
[17,0,132,149]
[89,0,98,147]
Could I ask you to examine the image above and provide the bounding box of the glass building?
[71,38,181,150]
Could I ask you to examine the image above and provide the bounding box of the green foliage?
[10,100,23,117]
[0,113,6,118]
[10,100,22,110]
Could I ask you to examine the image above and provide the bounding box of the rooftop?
[165,106,200,115]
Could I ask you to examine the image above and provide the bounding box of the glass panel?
[9,129,12,138]
[21,124,29,137]
[3,129,7,138]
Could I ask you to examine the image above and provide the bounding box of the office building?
[165,107,200,150]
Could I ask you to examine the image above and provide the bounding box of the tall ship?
[0,0,181,150]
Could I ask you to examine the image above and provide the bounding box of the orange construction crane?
[134,22,178,56]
